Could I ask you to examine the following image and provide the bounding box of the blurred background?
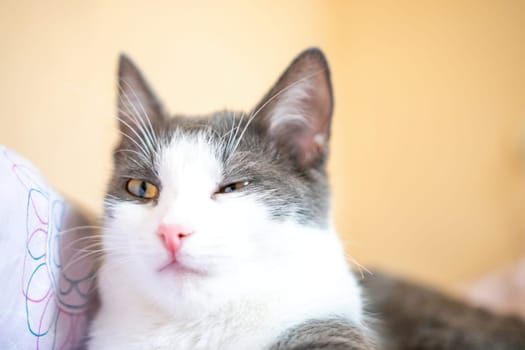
[1,0,524,295]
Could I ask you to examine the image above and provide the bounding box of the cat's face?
[103,49,337,311]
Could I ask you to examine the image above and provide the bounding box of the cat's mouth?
[158,259,206,276]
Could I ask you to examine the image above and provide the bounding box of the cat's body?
[362,272,525,350]
[88,49,376,349]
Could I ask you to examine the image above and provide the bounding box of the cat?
[88,48,378,349]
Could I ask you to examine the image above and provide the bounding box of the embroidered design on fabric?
[3,148,96,349]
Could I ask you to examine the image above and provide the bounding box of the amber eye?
[218,181,251,194]
[126,179,159,199]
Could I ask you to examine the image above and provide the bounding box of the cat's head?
[103,48,342,311]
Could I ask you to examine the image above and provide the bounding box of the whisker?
[61,240,130,274]
[344,253,372,279]
[55,225,104,237]
[227,112,246,159]
[116,115,154,158]
[117,130,151,160]
[117,107,157,155]
[118,81,160,173]
[119,79,159,148]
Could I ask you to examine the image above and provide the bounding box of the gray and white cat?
[88,49,376,349]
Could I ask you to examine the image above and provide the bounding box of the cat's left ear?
[253,48,333,169]
[117,54,165,133]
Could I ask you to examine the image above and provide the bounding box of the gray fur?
[270,318,378,350]
[107,49,333,228]
[362,271,525,350]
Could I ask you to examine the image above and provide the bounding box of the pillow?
[0,146,98,350]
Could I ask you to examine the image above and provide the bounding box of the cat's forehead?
[164,111,246,137]
[157,110,261,174]
[158,111,266,160]
[157,130,223,197]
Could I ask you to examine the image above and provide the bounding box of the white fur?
[89,133,363,350]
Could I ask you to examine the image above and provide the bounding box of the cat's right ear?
[117,54,164,135]
[251,48,333,169]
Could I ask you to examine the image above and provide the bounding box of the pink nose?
[158,224,193,256]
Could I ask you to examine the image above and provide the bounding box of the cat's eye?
[126,179,159,199]
[218,181,251,194]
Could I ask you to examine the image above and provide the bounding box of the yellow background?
[1,1,524,291]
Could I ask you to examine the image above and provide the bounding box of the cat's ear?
[253,48,333,169]
[117,54,164,134]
